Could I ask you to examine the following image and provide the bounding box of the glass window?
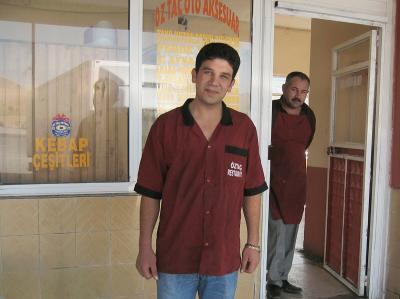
[272,76,285,100]
[142,0,253,143]
[0,1,129,185]
[337,39,369,69]
[333,69,368,145]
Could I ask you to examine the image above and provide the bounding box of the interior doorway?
[272,14,376,296]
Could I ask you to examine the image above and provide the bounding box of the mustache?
[292,97,301,102]
[282,96,302,107]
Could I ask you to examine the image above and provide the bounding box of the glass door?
[324,30,377,295]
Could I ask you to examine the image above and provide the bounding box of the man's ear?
[191,68,197,83]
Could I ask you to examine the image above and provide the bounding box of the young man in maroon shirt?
[135,43,268,298]
[267,71,316,299]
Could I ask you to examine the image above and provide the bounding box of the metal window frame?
[0,0,141,197]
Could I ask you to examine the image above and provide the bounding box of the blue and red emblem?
[51,114,71,137]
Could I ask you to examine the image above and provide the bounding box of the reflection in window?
[142,0,253,144]
[0,2,129,184]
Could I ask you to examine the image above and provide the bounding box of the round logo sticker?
[51,114,71,137]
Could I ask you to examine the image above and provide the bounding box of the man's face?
[281,76,309,109]
[192,58,235,106]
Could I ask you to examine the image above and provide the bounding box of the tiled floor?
[280,250,360,299]
[278,217,361,299]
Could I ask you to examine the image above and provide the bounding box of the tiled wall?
[0,195,259,299]
[0,196,143,299]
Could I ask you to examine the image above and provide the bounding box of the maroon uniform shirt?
[269,99,315,224]
[135,99,268,275]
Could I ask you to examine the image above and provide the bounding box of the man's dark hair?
[285,71,310,85]
[195,42,241,79]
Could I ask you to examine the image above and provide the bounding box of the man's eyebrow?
[290,86,308,90]
[200,67,232,77]
[221,71,232,77]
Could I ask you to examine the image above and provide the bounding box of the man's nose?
[209,75,218,84]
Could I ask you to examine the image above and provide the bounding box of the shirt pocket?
[224,145,248,184]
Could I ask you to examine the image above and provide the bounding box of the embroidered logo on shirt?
[227,161,243,178]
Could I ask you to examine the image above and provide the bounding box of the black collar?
[181,98,233,126]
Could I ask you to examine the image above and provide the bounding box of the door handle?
[327,146,336,155]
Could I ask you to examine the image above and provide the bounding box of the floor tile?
[278,250,361,299]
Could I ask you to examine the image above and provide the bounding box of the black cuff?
[134,183,162,200]
[244,182,268,196]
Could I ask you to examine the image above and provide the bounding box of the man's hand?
[240,247,260,273]
[242,194,261,273]
[137,196,160,280]
[136,247,158,280]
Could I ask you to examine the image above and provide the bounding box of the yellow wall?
[273,26,311,76]
[308,19,372,168]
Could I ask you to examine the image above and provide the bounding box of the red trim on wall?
[391,0,400,188]
[304,166,328,259]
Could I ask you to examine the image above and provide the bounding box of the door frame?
[323,30,377,295]
[256,1,394,298]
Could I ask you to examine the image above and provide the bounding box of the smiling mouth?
[205,88,219,94]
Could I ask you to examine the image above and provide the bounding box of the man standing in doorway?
[267,71,316,299]
[135,43,268,299]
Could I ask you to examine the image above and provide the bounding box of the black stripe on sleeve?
[244,182,268,196]
[134,184,162,200]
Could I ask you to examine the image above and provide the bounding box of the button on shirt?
[134,98,268,275]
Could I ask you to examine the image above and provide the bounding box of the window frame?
[0,0,141,196]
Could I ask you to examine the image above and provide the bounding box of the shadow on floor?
[280,249,364,299]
